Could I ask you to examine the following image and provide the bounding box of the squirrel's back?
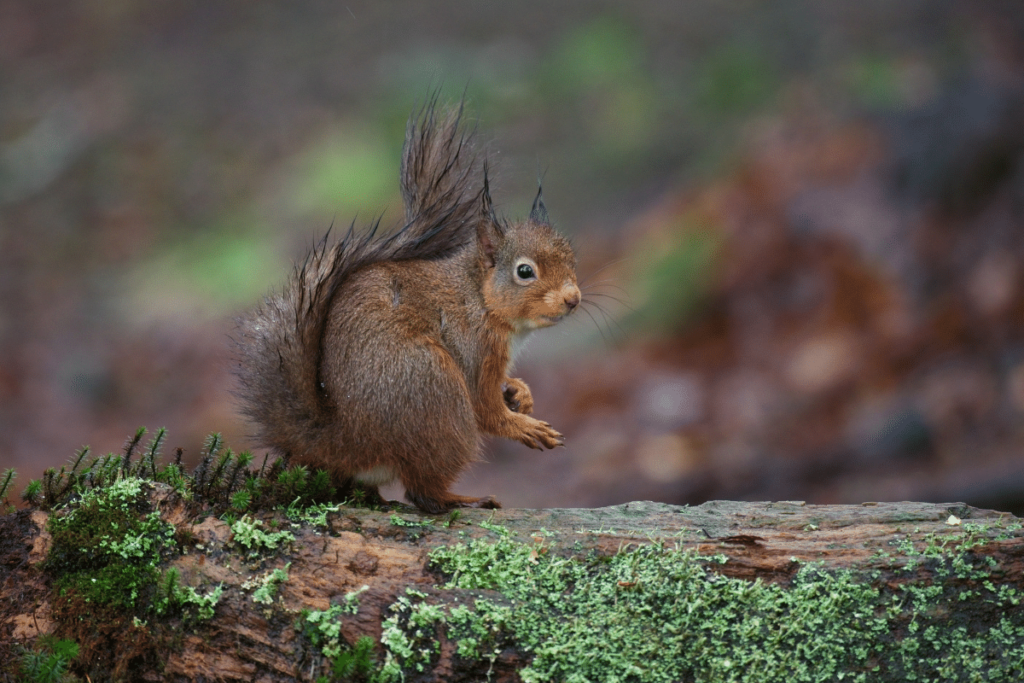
[234,102,484,465]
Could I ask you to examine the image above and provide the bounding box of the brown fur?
[235,100,580,513]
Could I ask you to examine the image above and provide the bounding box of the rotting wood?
[2,491,1022,682]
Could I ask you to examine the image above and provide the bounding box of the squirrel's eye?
[516,263,535,280]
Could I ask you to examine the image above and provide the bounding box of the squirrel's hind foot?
[461,495,501,510]
[405,490,502,514]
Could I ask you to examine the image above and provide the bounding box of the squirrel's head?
[477,175,581,333]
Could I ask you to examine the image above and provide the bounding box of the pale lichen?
[230,514,295,553]
[246,563,290,605]
[373,521,1024,682]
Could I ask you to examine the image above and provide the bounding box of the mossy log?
[3,487,1024,682]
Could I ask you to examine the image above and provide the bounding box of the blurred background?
[2,0,1024,512]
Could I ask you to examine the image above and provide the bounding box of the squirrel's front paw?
[502,378,534,415]
[514,416,564,450]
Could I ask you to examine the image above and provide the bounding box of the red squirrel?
[235,101,580,513]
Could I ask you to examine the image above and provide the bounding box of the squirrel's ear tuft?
[530,183,549,225]
[481,161,498,223]
[477,163,501,267]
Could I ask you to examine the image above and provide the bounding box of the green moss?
[327,636,376,682]
[301,585,368,656]
[371,525,1024,683]
[44,475,224,627]
[297,585,376,681]
[46,477,177,611]
[0,467,15,505]
[18,429,1024,681]
[15,635,81,683]
[6,428,383,681]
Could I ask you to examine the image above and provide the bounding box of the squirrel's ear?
[529,183,549,225]
[477,218,500,268]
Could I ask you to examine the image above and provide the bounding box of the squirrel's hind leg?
[387,340,499,513]
[398,425,502,513]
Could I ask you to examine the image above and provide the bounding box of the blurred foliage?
[548,17,645,91]
[4,0,1022,511]
[289,126,400,218]
[104,10,918,327]
[546,18,660,158]
[848,56,907,109]
[125,219,284,320]
[628,217,722,334]
[692,43,779,117]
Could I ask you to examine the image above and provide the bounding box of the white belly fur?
[508,330,533,372]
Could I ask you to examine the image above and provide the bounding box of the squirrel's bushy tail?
[234,100,484,455]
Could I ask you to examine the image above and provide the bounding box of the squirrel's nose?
[564,291,580,311]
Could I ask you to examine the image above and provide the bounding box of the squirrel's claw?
[516,417,563,450]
